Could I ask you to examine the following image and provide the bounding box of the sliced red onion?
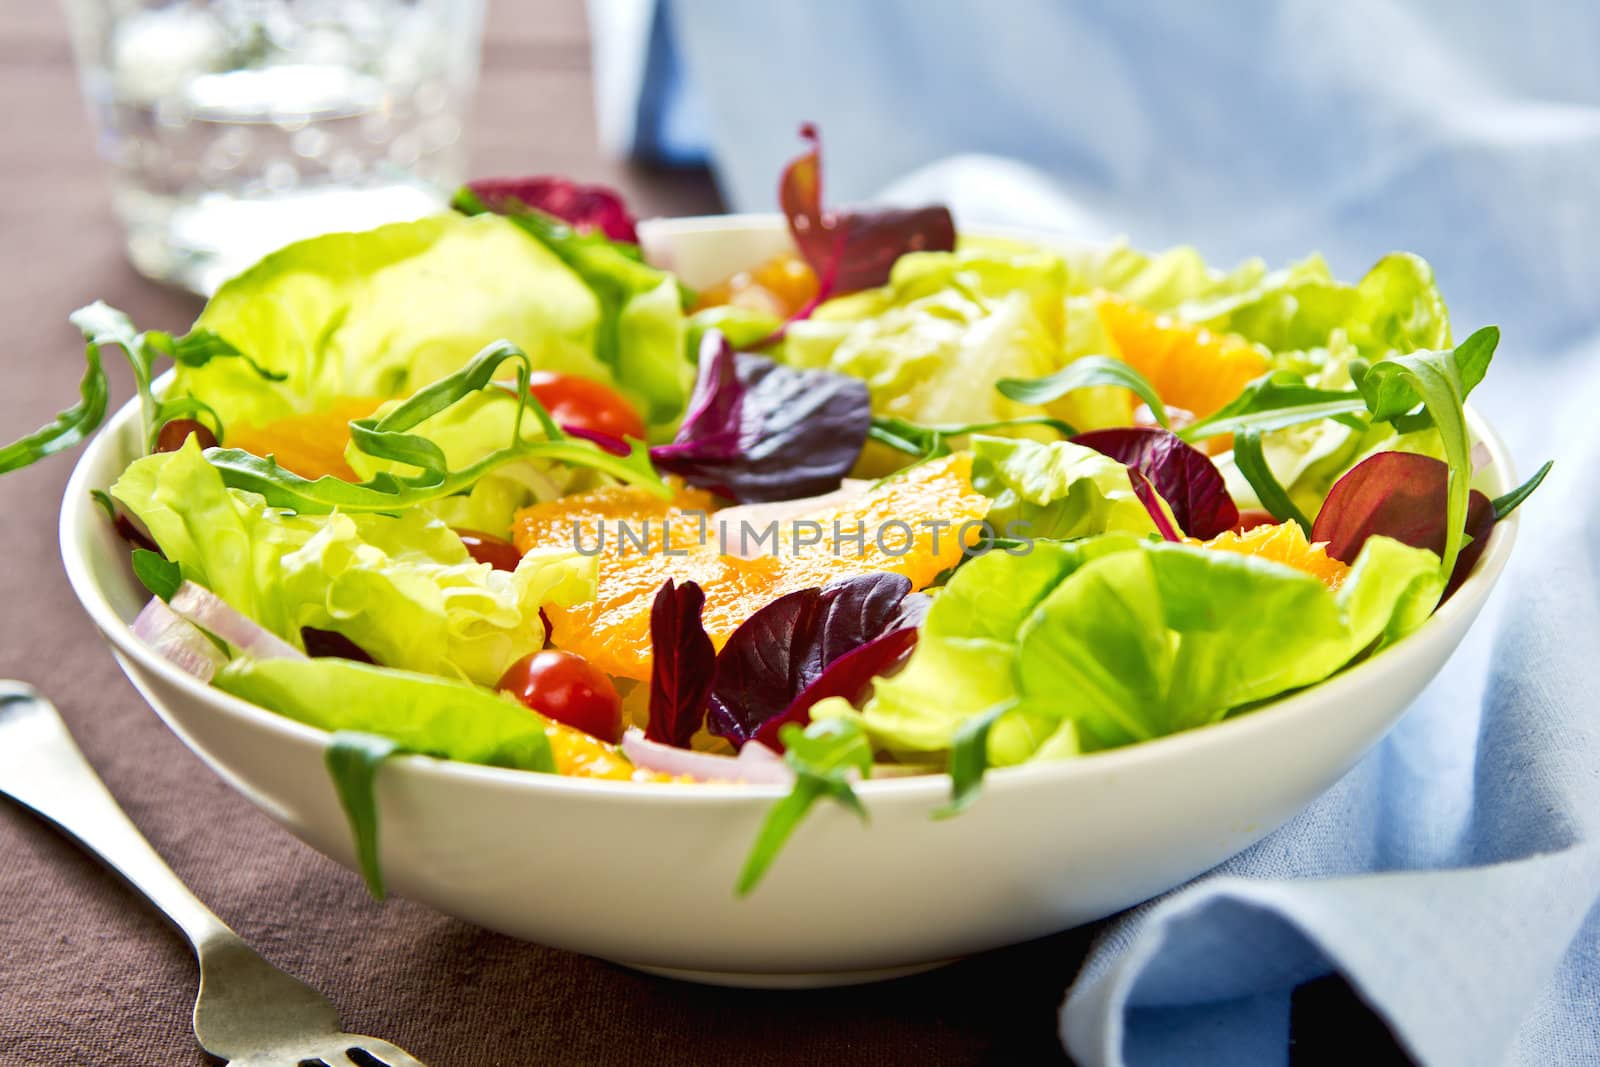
[168,581,305,660]
[131,597,228,682]
[1471,440,1492,475]
[621,728,793,784]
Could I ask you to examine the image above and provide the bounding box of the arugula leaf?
[1232,428,1313,530]
[89,489,117,523]
[205,339,669,513]
[933,701,1017,819]
[0,344,109,474]
[868,413,1077,459]
[131,548,181,601]
[0,302,284,474]
[1491,460,1553,521]
[736,717,873,895]
[325,731,402,900]
[996,355,1169,429]
[1179,371,1369,443]
[1349,327,1497,576]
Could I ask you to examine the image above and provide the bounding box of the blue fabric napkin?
[598,3,1600,1061]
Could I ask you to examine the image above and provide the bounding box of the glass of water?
[63,0,485,295]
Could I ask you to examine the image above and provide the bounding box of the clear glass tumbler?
[62,0,485,295]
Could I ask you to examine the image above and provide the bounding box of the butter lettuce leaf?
[853,533,1441,768]
[171,212,691,436]
[969,435,1161,540]
[112,439,593,685]
[782,249,1067,427]
[853,536,1139,766]
[1012,536,1441,750]
[216,657,557,771]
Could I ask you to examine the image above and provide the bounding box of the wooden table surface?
[0,3,1092,1063]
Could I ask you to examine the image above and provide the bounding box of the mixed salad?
[4,129,1549,895]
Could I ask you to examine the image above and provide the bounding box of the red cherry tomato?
[525,371,646,442]
[498,650,623,743]
[455,529,522,571]
[155,418,218,452]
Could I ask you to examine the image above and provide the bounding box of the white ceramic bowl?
[59,217,1519,988]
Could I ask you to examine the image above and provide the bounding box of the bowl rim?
[58,215,1521,804]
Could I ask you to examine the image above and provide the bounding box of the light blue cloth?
[597,3,1600,1062]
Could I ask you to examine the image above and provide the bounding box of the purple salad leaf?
[649,330,872,503]
[779,124,955,299]
[762,621,923,750]
[645,579,717,747]
[463,175,639,243]
[708,573,928,750]
[1311,451,1497,599]
[1127,469,1183,542]
[1073,426,1240,539]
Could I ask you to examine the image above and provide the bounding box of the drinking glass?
[62,0,485,295]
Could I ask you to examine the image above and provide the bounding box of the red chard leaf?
[708,573,927,750]
[646,579,717,747]
[463,176,639,243]
[1311,451,1495,598]
[1127,469,1183,542]
[649,331,872,503]
[765,625,922,749]
[779,124,955,300]
[1072,426,1240,539]
[301,627,376,664]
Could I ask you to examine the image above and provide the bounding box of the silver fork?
[0,682,427,1067]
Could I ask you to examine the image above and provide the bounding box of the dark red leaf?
[645,579,717,747]
[112,511,160,553]
[707,573,927,749]
[464,176,638,243]
[649,331,872,502]
[755,625,921,749]
[1127,469,1183,542]
[1311,451,1495,599]
[562,424,632,456]
[779,124,955,299]
[300,626,376,664]
[1073,426,1240,539]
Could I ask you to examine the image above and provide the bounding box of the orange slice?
[693,251,820,318]
[514,454,990,680]
[1201,521,1350,590]
[1097,293,1270,419]
[225,398,385,482]
[543,722,674,782]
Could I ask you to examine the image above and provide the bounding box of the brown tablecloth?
[0,5,1088,1063]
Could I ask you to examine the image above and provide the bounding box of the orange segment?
[1201,521,1350,590]
[543,722,673,782]
[1097,294,1270,419]
[225,398,385,481]
[514,454,990,680]
[693,251,820,318]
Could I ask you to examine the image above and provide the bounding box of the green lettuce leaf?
[852,532,1441,775]
[849,535,1141,766]
[112,439,593,685]
[969,435,1162,540]
[782,249,1066,427]
[171,212,691,435]
[216,657,558,771]
[1011,535,1441,750]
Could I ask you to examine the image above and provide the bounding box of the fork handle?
[0,682,234,951]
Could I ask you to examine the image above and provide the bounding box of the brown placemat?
[0,4,1085,1063]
